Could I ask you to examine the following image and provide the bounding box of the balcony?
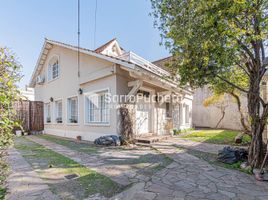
[117,51,170,77]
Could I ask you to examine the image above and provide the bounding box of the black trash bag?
[217,146,248,164]
[94,135,121,146]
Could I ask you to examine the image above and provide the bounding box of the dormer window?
[48,56,59,81]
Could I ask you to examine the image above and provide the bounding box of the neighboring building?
[29,38,193,141]
[19,86,35,101]
[153,56,268,142]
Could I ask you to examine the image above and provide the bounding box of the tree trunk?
[230,92,251,135]
[247,75,265,168]
[216,107,225,128]
[248,121,264,168]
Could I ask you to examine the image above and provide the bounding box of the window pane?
[68,97,78,123]
[56,101,62,123]
[87,91,109,123]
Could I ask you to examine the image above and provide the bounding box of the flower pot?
[16,130,22,136]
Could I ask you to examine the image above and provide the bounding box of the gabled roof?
[94,38,116,53]
[29,38,135,87]
[29,38,192,94]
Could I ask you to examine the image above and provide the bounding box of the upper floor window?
[48,56,60,81]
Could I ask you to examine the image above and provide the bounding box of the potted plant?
[56,117,62,123]
[46,117,51,123]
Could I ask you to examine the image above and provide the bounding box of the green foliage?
[203,94,224,107]
[151,0,268,166]
[151,0,268,87]
[173,128,194,135]
[0,47,21,148]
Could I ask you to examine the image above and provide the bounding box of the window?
[85,91,109,124]
[185,104,190,124]
[44,103,51,123]
[166,102,172,118]
[48,56,59,81]
[67,97,78,123]
[55,100,63,123]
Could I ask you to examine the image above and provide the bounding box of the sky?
[0,0,169,89]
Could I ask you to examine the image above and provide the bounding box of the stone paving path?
[25,136,268,200]
[5,148,59,200]
[27,136,159,186]
[130,142,268,200]
[166,137,245,154]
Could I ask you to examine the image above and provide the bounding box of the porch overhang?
[120,65,192,96]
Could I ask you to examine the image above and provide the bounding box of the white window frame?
[44,102,51,124]
[84,89,110,126]
[165,102,172,118]
[54,99,63,124]
[47,55,60,82]
[67,96,79,124]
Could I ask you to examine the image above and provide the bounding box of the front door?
[136,97,151,135]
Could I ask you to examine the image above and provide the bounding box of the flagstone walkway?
[27,136,164,186]
[14,136,268,200]
[5,148,59,200]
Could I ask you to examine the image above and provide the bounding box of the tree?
[0,47,21,148]
[151,0,268,167]
[203,94,228,128]
[208,69,251,134]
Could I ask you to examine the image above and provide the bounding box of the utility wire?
[94,0,98,49]
[77,0,80,77]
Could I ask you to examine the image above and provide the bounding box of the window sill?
[84,123,110,127]
[47,76,59,84]
[66,123,79,126]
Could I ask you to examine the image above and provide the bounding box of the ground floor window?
[55,100,63,123]
[166,102,172,118]
[44,103,51,123]
[185,104,190,124]
[67,96,78,123]
[85,90,109,124]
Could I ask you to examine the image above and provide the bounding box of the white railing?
[117,51,170,77]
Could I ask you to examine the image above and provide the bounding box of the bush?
[0,47,21,199]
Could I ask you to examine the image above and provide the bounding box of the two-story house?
[29,38,193,141]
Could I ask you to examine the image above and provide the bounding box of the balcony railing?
[117,51,170,77]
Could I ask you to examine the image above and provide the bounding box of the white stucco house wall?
[29,38,193,141]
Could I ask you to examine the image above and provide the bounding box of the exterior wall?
[34,45,193,141]
[174,95,193,130]
[115,68,193,137]
[192,86,247,130]
[34,45,118,141]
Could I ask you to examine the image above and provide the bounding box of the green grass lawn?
[15,137,125,199]
[37,134,101,155]
[37,134,173,176]
[181,129,251,145]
